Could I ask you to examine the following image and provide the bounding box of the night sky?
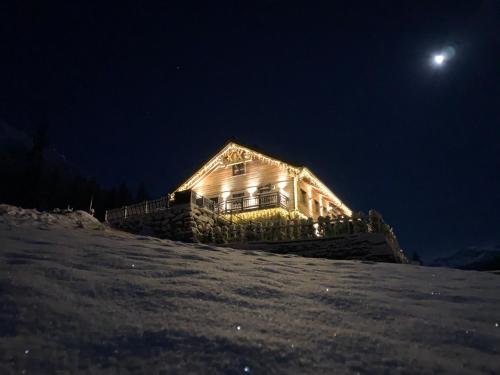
[1,1,499,260]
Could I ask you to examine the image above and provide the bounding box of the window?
[314,200,319,213]
[300,189,307,204]
[329,203,338,216]
[232,192,245,210]
[258,184,271,194]
[210,197,219,204]
[232,163,246,176]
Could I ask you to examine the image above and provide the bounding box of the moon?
[433,54,445,65]
[431,46,456,67]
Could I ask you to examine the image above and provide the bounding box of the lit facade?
[173,142,352,220]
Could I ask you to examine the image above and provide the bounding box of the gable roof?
[174,141,352,216]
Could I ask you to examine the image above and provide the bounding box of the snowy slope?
[430,246,500,271]
[0,205,499,374]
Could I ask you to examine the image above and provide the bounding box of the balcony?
[217,192,289,214]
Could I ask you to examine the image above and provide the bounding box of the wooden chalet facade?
[173,142,352,221]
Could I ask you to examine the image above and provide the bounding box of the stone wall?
[110,203,227,243]
[221,233,407,263]
[109,200,408,264]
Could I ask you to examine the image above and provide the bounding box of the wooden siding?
[296,180,336,219]
[192,158,294,206]
[187,153,348,219]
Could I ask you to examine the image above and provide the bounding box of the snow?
[0,204,499,374]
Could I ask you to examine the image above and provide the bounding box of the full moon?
[433,54,445,65]
[431,47,456,67]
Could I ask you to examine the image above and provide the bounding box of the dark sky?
[1,1,499,260]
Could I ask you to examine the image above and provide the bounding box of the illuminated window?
[300,189,307,204]
[232,163,246,176]
[258,184,271,194]
[232,192,245,210]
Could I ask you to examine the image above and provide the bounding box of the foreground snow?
[0,205,499,374]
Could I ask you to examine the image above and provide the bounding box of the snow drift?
[0,205,499,374]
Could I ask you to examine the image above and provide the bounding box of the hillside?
[0,205,499,374]
[430,246,500,271]
[0,121,142,220]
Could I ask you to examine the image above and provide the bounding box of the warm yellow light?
[313,223,320,237]
[299,168,352,217]
[222,191,231,199]
[222,207,292,223]
[174,141,353,217]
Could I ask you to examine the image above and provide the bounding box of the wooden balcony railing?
[191,191,216,211]
[105,196,169,223]
[217,192,289,214]
[105,190,290,223]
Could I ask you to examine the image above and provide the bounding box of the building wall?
[296,179,337,219]
[192,157,294,207]
[190,157,343,220]
[185,152,349,219]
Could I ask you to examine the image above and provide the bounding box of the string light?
[175,142,352,216]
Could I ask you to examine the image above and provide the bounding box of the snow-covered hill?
[430,246,500,271]
[0,205,499,374]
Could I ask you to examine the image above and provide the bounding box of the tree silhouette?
[25,114,49,208]
[412,251,422,265]
[135,182,150,202]
[0,117,147,221]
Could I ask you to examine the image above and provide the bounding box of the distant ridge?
[430,245,500,271]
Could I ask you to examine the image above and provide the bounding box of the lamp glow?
[277,181,287,191]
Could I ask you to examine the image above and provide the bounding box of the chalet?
[173,141,352,221]
[106,142,406,263]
